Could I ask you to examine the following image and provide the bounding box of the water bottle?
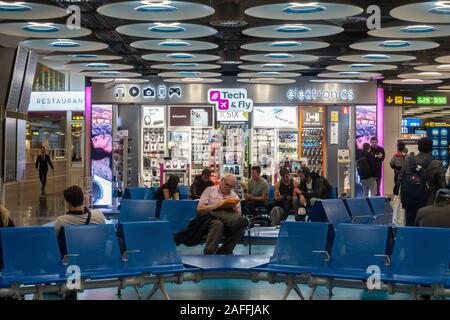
[297,207,307,221]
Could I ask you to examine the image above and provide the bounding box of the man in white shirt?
[197,174,248,254]
[54,186,106,236]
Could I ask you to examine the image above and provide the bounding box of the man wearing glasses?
[197,174,248,255]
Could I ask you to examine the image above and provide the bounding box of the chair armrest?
[63,253,80,266]
[312,250,330,262]
[374,254,391,266]
[122,249,141,262]
[351,215,375,224]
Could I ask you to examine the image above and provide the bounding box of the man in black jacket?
[294,167,331,210]
[369,137,385,196]
[190,168,214,199]
[415,189,450,228]
[35,147,54,191]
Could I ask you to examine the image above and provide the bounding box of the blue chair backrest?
[119,199,157,223]
[178,185,190,200]
[310,199,351,226]
[390,227,450,277]
[330,186,338,199]
[344,198,374,218]
[367,197,393,215]
[269,186,275,201]
[120,221,182,270]
[269,222,334,269]
[0,227,63,278]
[329,224,393,274]
[159,200,198,233]
[63,224,123,274]
[355,182,363,198]
[122,187,153,200]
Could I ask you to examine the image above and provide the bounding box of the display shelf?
[300,127,324,176]
[142,128,165,187]
[191,128,211,181]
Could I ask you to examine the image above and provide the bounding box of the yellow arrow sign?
[386,96,393,103]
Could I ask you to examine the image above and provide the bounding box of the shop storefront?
[90,77,378,205]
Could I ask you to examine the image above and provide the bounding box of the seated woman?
[0,205,15,227]
[153,175,181,201]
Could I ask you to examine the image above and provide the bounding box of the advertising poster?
[355,105,377,150]
[92,104,113,206]
[143,106,165,128]
[253,106,298,128]
[215,111,251,126]
[169,106,212,127]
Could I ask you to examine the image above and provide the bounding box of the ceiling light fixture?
[310,79,368,83]
[428,1,450,14]
[259,72,281,75]
[379,40,411,48]
[149,23,185,33]
[269,41,302,47]
[400,25,437,33]
[178,71,201,76]
[135,1,176,13]
[174,63,198,67]
[282,2,326,14]
[71,54,97,58]
[22,22,59,33]
[262,63,286,68]
[402,79,424,83]
[349,63,374,68]
[362,54,391,60]
[219,60,242,65]
[48,39,81,48]
[85,63,111,68]
[167,53,195,59]
[437,64,450,70]
[182,77,203,82]
[99,71,121,76]
[255,78,277,81]
[339,71,360,75]
[418,72,443,76]
[0,1,31,12]
[264,53,294,59]
[275,24,312,33]
[158,40,190,47]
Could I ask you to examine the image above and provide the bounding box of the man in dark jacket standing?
[369,137,385,196]
[190,168,214,199]
[35,147,54,191]
[399,137,446,226]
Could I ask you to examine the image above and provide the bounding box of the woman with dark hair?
[153,175,181,200]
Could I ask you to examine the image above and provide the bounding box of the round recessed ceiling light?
[400,25,437,33]
[149,23,185,33]
[363,54,391,60]
[48,39,81,48]
[134,1,177,12]
[72,54,98,59]
[22,22,60,33]
[379,40,410,48]
[269,41,302,48]
[428,2,450,15]
[179,71,201,76]
[0,2,31,12]
[167,53,195,59]
[383,79,443,85]
[259,71,281,75]
[164,77,222,83]
[264,53,294,59]
[339,71,360,75]
[99,71,121,76]
[85,63,111,68]
[437,64,450,70]
[238,72,301,78]
[310,79,368,83]
[158,40,190,47]
[262,63,286,68]
[173,63,198,67]
[418,72,443,77]
[282,3,327,14]
[237,78,296,84]
[350,63,374,68]
[275,24,312,33]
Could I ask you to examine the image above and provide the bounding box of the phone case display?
[301,128,324,175]
[429,127,450,169]
[142,128,165,187]
[278,132,298,161]
[252,128,277,184]
[219,127,249,178]
[168,131,190,159]
[191,128,211,179]
[112,131,128,200]
[162,158,189,186]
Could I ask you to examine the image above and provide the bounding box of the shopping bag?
[391,195,405,226]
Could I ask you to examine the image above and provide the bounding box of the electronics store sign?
[287,88,355,103]
[208,88,253,113]
[29,91,85,111]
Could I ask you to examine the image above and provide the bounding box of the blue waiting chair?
[268,186,275,201]
[344,198,376,224]
[253,221,334,299]
[159,200,199,233]
[309,199,352,226]
[178,185,190,200]
[118,199,157,223]
[367,196,393,224]
[0,227,66,295]
[382,227,450,292]
[119,221,197,299]
[330,186,338,199]
[122,187,154,200]
[61,224,137,280]
[310,224,394,297]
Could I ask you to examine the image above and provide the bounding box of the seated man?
[197,174,248,255]
[415,189,450,228]
[241,166,270,216]
[294,167,331,216]
[266,167,295,225]
[190,168,214,199]
[54,186,106,236]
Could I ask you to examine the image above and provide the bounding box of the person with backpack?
[293,167,331,216]
[389,141,408,195]
[266,167,295,226]
[358,143,377,197]
[369,137,385,196]
[399,137,446,226]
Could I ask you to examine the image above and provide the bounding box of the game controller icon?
[169,87,181,97]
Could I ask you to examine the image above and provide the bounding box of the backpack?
[357,154,372,180]
[269,206,283,226]
[320,176,332,199]
[400,155,433,209]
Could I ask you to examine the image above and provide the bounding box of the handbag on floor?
[391,194,405,226]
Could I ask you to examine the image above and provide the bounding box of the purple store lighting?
[377,87,384,195]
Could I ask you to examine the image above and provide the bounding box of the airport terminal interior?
[0,0,449,302]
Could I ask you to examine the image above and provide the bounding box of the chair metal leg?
[133,285,142,300]
[282,282,293,300]
[146,277,170,300]
[309,286,318,300]
[146,283,159,300]
[116,287,122,298]
[282,279,304,300]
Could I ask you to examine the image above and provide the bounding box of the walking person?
[357,143,377,197]
[35,147,54,192]
[389,141,408,195]
[369,137,385,196]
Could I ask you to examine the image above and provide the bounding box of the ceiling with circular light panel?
[310,79,368,83]
[390,2,450,23]
[241,40,329,52]
[337,54,417,63]
[398,72,450,80]
[0,22,91,38]
[90,78,150,84]
[326,64,397,72]
[116,23,217,39]
[415,65,450,72]
[142,53,220,63]
[368,25,450,39]
[131,39,217,51]
[20,39,108,52]
[80,71,142,78]
[384,79,443,85]
[237,78,296,84]
[151,63,220,71]
[245,2,363,20]
[350,39,439,52]
[238,72,301,78]
[240,53,318,63]
[97,1,214,21]
[164,78,222,84]
[318,72,383,79]
[242,24,344,39]
[436,56,450,64]
[239,64,309,72]
[0,2,68,20]
[439,85,450,90]
[158,71,221,78]
[43,54,123,62]
[64,63,134,71]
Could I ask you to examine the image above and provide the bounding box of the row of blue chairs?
[0,221,448,299]
[309,197,393,226]
[122,186,191,200]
